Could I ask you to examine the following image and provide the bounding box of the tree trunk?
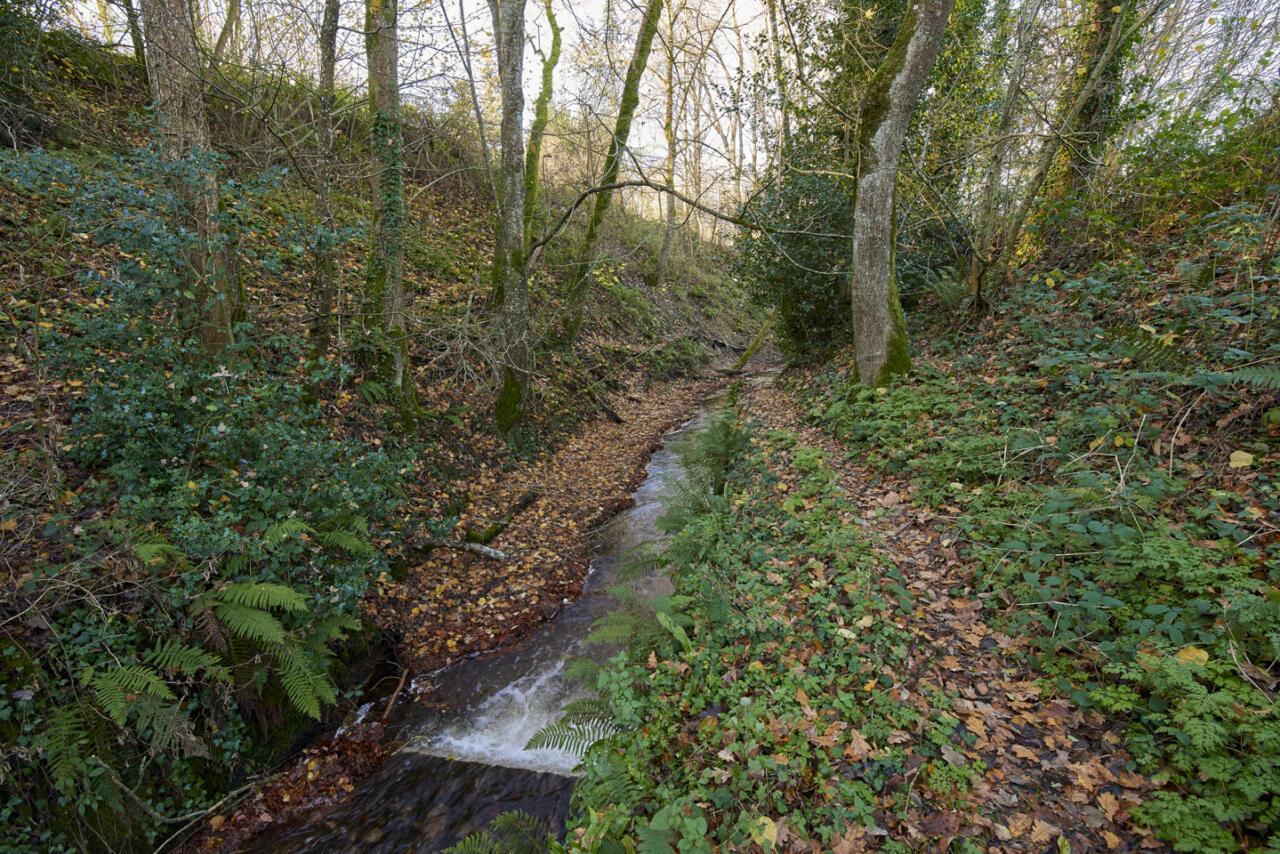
[849,0,953,386]
[1061,0,1127,196]
[490,0,530,437]
[309,0,340,359]
[137,0,232,356]
[982,0,1141,294]
[213,0,241,61]
[364,0,415,418]
[655,17,679,287]
[968,0,1039,304]
[523,0,561,253]
[562,0,664,343]
[118,0,147,71]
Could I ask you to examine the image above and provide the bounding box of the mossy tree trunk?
[849,0,953,386]
[138,0,232,357]
[364,0,416,418]
[490,0,530,437]
[561,0,664,343]
[310,0,340,359]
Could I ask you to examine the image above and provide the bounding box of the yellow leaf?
[1228,450,1254,468]
[856,614,875,628]
[1176,646,1209,666]
[750,816,779,846]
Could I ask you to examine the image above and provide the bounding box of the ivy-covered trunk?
[849,0,953,386]
[490,0,530,437]
[364,0,415,418]
[137,0,232,357]
[310,0,340,359]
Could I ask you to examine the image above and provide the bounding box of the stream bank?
[188,369,765,852]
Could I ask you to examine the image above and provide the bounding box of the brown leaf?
[1030,819,1061,844]
[1098,791,1120,821]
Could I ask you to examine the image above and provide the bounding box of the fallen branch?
[416,536,509,561]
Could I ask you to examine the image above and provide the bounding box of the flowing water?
[247,382,754,853]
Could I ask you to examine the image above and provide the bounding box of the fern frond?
[525,714,617,754]
[213,601,286,645]
[443,810,551,854]
[1228,365,1280,391]
[91,665,175,724]
[585,611,644,646]
[40,706,88,794]
[563,657,601,684]
[214,582,308,613]
[315,528,372,556]
[135,699,209,758]
[134,541,186,568]
[273,644,324,719]
[145,638,227,681]
[1104,326,1190,370]
[619,541,666,581]
[261,519,313,550]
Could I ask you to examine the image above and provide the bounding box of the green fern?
[40,706,89,794]
[563,656,601,684]
[315,527,372,556]
[212,600,287,645]
[134,699,209,758]
[261,519,313,550]
[526,697,617,754]
[90,665,175,724]
[273,643,336,720]
[214,581,308,613]
[145,638,228,682]
[1104,326,1191,370]
[443,810,551,854]
[1227,365,1280,391]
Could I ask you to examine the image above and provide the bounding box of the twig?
[382,667,410,720]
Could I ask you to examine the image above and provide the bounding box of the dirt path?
[740,380,1166,852]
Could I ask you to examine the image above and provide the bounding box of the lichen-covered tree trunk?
[309,0,340,358]
[490,0,530,437]
[849,0,953,386]
[365,0,415,416]
[562,0,664,343]
[138,0,232,357]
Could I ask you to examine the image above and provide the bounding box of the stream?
[246,382,752,853]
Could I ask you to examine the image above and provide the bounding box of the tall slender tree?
[490,0,531,436]
[310,0,340,358]
[364,0,415,415]
[848,0,954,385]
[561,0,664,343]
[137,0,232,355]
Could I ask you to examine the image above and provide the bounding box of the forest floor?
[728,376,1167,851]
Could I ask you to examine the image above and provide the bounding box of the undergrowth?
[802,205,1279,851]
[559,409,979,852]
